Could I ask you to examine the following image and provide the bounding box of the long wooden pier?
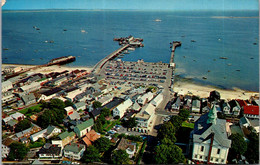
[170,41,181,66]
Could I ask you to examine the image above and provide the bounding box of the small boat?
[250,57,254,59]
[81,29,86,33]
[183,56,186,58]
[219,57,228,59]
[33,26,36,29]
[127,47,135,51]
[191,40,196,42]
[44,40,48,43]
[193,59,196,62]
[154,19,162,22]
[181,35,185,37]
[208,70,211,72]
[63,29,67,31]
[227,63,232,66]
[36,28,40,30]
[253,43,257,45]
[202,77,207,80]
[236,70,240,72]
[49,40,54,43]
[3,48,9,50]
[124,50,129,54]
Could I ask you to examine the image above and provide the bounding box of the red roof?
[244,106,259,115]
[236,99,247,107]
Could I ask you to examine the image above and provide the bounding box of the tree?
[81,145,101,163]
[64,100,74,107]
[93,120,103,133]
[14,119,31,132]
[101,107,111,117]
[111,149,130,165]
[228,133,247,161]
[178,109,190,121]
[245,132,259,164]
[7,142,29,160]
[49,98,65,110]
[157,121,176,143]
[154,143,185,164]
[123,117,137,128]
[169,115,183,131]
[93,101,102,109]
[94,137,111,153]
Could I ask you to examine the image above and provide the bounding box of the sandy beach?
[173,81,259,100]
[2,64,93,74]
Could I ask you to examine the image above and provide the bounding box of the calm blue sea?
[2,10,259,91]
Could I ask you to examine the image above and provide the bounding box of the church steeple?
[207,104,217,124]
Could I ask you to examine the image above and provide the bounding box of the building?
[137,92,154,105]
[191,104,231,164]
[2,145,10,159]
[243,105,259,119]
[19,82,41,93]
[135,103,156,131]
[2,80,13,92]
[82,130,100,146]
[2,90,15,103]
[67,111,80,121]
[150,93,163,107]
[73,102,87,111]
[30,125,62,142]
[65,106,74,116]
[10,112,25,121]
[63,143,86,160]
[172,97,181,111]
[97,94,114,106]
[40,87,63,101]
[192,99,201,113]
[74,119,94,138]
[227,100,241,117]
[38,143,62,159]
[116,138,136,158]
[131,102,141,111]
[52,131,76,148]
[113,99,133,118]
[21,93,36,106]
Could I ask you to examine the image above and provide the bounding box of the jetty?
[169,41,181,68]
[92,36,144,74]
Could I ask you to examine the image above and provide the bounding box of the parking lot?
[101,60,170,85]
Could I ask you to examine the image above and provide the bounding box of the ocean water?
[2,10,259,91]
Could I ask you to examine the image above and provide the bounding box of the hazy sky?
[2,0,259,11]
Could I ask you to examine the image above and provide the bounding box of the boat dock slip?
[169,41,181,67]
[92,36,144,74]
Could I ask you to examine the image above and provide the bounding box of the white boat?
[127,47,135,51]
[81,29,86,33]
[154,19,162,22]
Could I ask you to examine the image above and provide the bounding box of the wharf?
[169,41,181,67]
[92,36,144,74]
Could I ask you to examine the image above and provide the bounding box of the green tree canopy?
[229,133,247,158]
[154,144,185,164]
[94,137,111,153]
[93,101,102,109]
[7,142,29,160]
[81,145,101,163]
[245,132,259,164]
[49,98,65,110]
[178,109,190,121]
[101,107,111,117]
[169,115,183,131]
[157,121,176,143]
[64,100,74,107]
[14,119,31,133]
[123,117,137,128]
[111,149,130,165]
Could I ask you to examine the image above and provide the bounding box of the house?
[65,106,74,116]
[209,90,221,102]
[52,75,67,86]
[15,124,42,140]
[192,99,201,113]
[67,111,80,121]
[113,99,133,118]
[116,138,136,158]
[40,87,63,101]
[3,116,13,125]
[73,102,86,111]
[135,103,156,130]
[228,100,241,117]
[2,90,15,103]
[150,93,163,107]
[52,131,76,148]
[2,80,13,92]
[137,92,154,105]
[172,97,181,111]
[89,108,102,120]
[131,102,141,111]
[38,143,62,159]
[82,130,100,146]
[63,143,86,160]
[221,101,231,115]
[21,93,36,106]
[190,104,231,164]
[10,112,25,121]
[2,145,10,159]
[19,82,41,93]
[6,119,18,131]
[20,137,30,144]
[30,125,62,142]
[74,119,94,138]
[97,94,114,106]
[243,105,259,119]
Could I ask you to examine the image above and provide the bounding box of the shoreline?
[2,63,258,100]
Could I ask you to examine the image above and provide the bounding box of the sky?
[1,0,259,11]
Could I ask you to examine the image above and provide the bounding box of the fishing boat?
[219,57,228,59]
[202,77,207,80]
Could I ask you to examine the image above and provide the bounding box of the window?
[194,155,197,158]
[205,156,208,160]
[221,159,224,163]
[216,158,219,162]
[201,146,204,152]
[217,149,221,154]
[200,155,203,159]
[210,157,213,161]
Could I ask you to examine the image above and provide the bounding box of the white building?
[30,125,62,142]
[113,99,133,118]
[63,143,86,160]
[2,80,13,92]
[137,92,154,105]
[192,99,201,113]
[191,105,231,164]
[135,103,156,129]
[150,93,163,107]
[19,82,41,93]
[10,112,25,121]
[97,94,114,106]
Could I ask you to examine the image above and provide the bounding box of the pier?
[92,36,144,74]
[169,41,181,68]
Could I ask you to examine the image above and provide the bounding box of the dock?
[92,36,144,74]
[169,41,181,68]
